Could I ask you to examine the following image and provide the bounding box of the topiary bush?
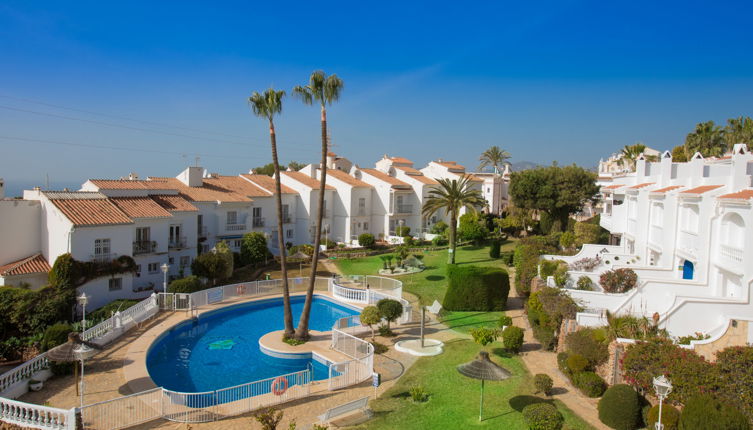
[566,353,589,374]
[647,404,680,430]
[489,239,502,259]
[502,325,524,353]
[522,403,564,430]
[534,374,554,396]
[599,268,638,293]
[376,299,403,330]
[498,315,513,328]
[357,233,375,249]
[501,251,514,266]
[469,327,499,346]
[598,384,640,430]
[574,371,606,398]
[557,352,570,376]
[679,394,750,430]
[566,328,609,367]
[442,265,509,311]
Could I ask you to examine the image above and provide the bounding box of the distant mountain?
[509,161,540,171]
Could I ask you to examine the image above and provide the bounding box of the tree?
[360,306,381,340]
[287,161,306,171]
[478,145,511,174]
[620,142,657,170]
[292,70,344,340]
[724,116,753,149]
[252,163,279,176]
[214,241,234,279]
[376,298,403,331]
[422,175,485,264]
[469,327,498,346]
[191,252,228,286]
[457,212,489,244]
[241,232,268,266]
[508,165,598,230]
[671,145,688,162]
[685,120,726,159]
[249,87,294,337]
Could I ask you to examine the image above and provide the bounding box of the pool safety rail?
[0,275,407,430]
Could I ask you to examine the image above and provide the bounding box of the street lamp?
[161,263,169,294]
[653,375,673,430]
[75,293,90,409]
[77,293,89,332]
[324,224,330,249]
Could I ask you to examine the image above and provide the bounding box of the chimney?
[0,178,4,199]
[128,172,139,180]
[177,166,204,187]
[659,150,672,186]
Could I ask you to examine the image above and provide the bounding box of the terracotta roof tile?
[389,156,413,165]
[240,174,296,194]
[628,182,655,189]
[680,185,724,195]
[394,166,439,184]
[110,197,173,219]
[47,193,134,226]
[0,254,50,276]
[326,169,372,188]
[203,175,271,198]
[89,179,174,190]
[652,185,684,194]
[458,173,484,182]
[149,177,251,202]
[360,169,412,189]
[602,184,624,190]
[718,189,753,200]
[435,161,465,170]
[282,171,335,190]
[151,195,198,212]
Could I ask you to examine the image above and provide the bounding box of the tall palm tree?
[684,121,726,159]
[478,146,511,174]
[248,88,294,338]
[619,143,657,170]
[422,176,485,264]
[724,116,753,150]
[292,70,344,340]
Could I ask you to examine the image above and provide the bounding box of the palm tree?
[619,143,657,170]
[685,121,726,159]
[422,176,485,264]
[248,88,294,338]
[478,146,511,174]
[724,116,753,150]
[292,70,344,340]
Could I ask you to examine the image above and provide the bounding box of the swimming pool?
[146,295,360,392]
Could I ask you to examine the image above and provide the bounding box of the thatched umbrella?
[46,333,101,407]
[288,250,311,277]
[457,351,512,421]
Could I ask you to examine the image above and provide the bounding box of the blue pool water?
[146,295,359,392]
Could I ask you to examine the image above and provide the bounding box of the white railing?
[226,223,246,231]
[81,387,162,430]
[0,397,75,430]
[329,326,374,391]
[719,244,744,263]
[0,354,49,395]
[332,284,369,303]
[678,230,700,256]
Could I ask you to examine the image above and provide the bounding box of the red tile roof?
[240,174,296,194]
[718,190,753,200]
[0,254,50,276]
[628,182,655,189]
[435,161,465,170]
[394,166,439,184]
[389,156,413,165]
[88,179,174,190]
[110,197,173,219]
[204,175,272,198]
[652,185,684,193]
[151,195,198,212]
[47,192,134,226]
[680,185,724,195]
[282,171,336,190]
[360,169,412,188]
[149,177,251,202]
[602,184,623,190]
[326,169,372,188]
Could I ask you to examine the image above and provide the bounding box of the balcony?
[169,236,188,249]
[283,215,292,224]
[649,225,663,248]
[719,244,744,264]
[252,217,265,228]
[392,204,413,215]
[226,223,246,231]
[133,240,156,255]
[198,225,208,237]
[90,253,115,263]
[678,230,700,257]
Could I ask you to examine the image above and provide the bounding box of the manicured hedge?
[442,265,509,311]
[574,371,606,398]
[598,384,640,430]
[502,325,524,353]
[566,328,608,367]
[679,395,749,430]
[522,403,564,430]
[647,404,680,430]
[168,275,205,293]
[358,233,376,249]
[489,239,502,259]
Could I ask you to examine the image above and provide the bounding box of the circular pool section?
[146,295,359,392]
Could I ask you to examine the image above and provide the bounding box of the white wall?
[0,200,41,265]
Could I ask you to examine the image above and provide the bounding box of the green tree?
[252,163,280,176]
[191,251,228,286]
[249,87,294,337]
[292,70,344,340]
[168,275,204,293]
[724,116,753,149]
[376,298,403,331]
[619,142,657,170]
[214,241,234,279]
[509,165,598,230]
[457,212,489,243]
[422,175,485,264]
[360,306,381,340]
[685,120,726,159]
[287,161,306,171]
[671,145,688,162]
[478,145,511,174]
[241,232,268,266]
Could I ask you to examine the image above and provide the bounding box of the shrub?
[402,236,415,247]
[566,353,589,374]
[360,306,381,340]
[430,221,448,235]
[514,243,540,296]
[469,327,499,346]
[569,256,601,272]
[89,299,139,320]
[527,287,579,350]
[599,268,638,293]
[498,315,513,328]
[241,232,268,266]
[253,407,284,430]
[557,352,570,376]
[646,404,680,430]
[553,266,569,288]
[714,346,753,423]
[168,276,205,293]
[533,324,556,351]
[575,371,606,397]
[576,276,594,290]
[431,235,447,247]
[502,326,524,353]
[679,394,750,430]
[566,328,608,367]
[501,251,514,266]
[559,231,575,249]
[574,222,601,246]
[458,212,488,243]
[522,403,564,430]
[442,265,509,311]
[409,385,429,402]
[378,325,394,337]
[598,384,640,430]
[42,323,75,375]
[395,226,410,237]
[322,238,337,249]
[376,299,403,330]
[357,233,375,249]
[489,240,501,259]
[539,260,562,279]
[534,374,554,396]
[191,252,229,286]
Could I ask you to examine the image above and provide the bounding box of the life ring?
[236,284,246,295]
[271,376,288,396]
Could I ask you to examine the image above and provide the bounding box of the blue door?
[682,260,694,280]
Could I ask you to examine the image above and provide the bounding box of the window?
[233,239,242,249]
[109,278,122,291]
[168,257,174,264]
[169,225,181,244]
[227,211,238,225]
[281,205,289,221]
[681,205,699,233]
[253,207,262,218]
[148,263,159,274]
[135,264,141,276]
[358,198,366,215]
[363,222,369,230]
[287,229,294,238]
[180,256,190,268]
[94,238,111,256]
[197,214,203,234]
[136,227,150,242]
[651,203,663,226]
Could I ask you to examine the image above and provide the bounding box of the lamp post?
[653,375,672,430]
[77,293,88,332]
[76,293,89,408]
[161,263,169,294]
[324,224,330,249]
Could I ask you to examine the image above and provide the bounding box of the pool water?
[146,295,359,392]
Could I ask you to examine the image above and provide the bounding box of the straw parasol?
[457,351,512,421]
[288,250,311,277]
[46,333,101,406]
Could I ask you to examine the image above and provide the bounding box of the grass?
[347,339,594,429]
[440,311,507,334]
[335,240,517,307]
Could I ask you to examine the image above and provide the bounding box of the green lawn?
[440,311,508,334]
[348,339,594,429]
[334,241,517,307]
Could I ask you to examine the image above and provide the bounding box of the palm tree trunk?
[269,120,294,337]
[295,105,328,340]
[448,211,457,264]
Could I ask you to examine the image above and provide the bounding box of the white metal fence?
[0,397,75,430]
[328,318,375,391]
[81,387,162,430]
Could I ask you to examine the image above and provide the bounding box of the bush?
[357,233,375,249]
[395,226,411,237]
[557,352,570,376]
[502,326,524,353]
[458,212,489,243]
[599,268,638,293]
[409,385,429,402]
[576,276,594,290]
[522,403,564,430]
[715,346,753,423]
[489,240,502,259]
[191,252,229,286]
[647,404,680,430]
[553,266,569,288]
[532,324,556,351]
[534,374,554,396]
[322,238,337,249]
[168,275,205,293]
[598,384,640,430]
[430,221,448,234]
[566,353,589,374]
[679,394,750,430]
[526,287,579,350]
[559,231,575,249]
[376,299,403,330]
[501,251,514,266]
[241,232,268,266]
[498,315,513,328]
[569,256,601,272]
[431,235,447,247]
[575,371,606,397]
[89,299,139,320]
[442,265,509,311]
[539,260,563,279]
[469,327,499,346]
[566,328,608,367]
[41,323,75,376]
[574,222,601,246]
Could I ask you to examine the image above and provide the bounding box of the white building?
[545,144,753,341]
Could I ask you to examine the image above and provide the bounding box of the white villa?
[546,144,753,343]
[0,153,509,309]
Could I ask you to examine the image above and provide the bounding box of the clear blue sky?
[2,0,753,192]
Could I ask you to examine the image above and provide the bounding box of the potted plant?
[29,379,43,391]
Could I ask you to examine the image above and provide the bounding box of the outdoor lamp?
[652,375,672,430]
[161,263,170,294]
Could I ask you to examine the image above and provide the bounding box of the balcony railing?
[283,215,292,224]
[133,240,156,255]
[252,217,265,228]
[198,225,208,237]
[226,223,246,231]
[394,204,413,214]
[91,253,115,263]
[169,236,188,249]
[720,244,744,263]
[678,230,699,256]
